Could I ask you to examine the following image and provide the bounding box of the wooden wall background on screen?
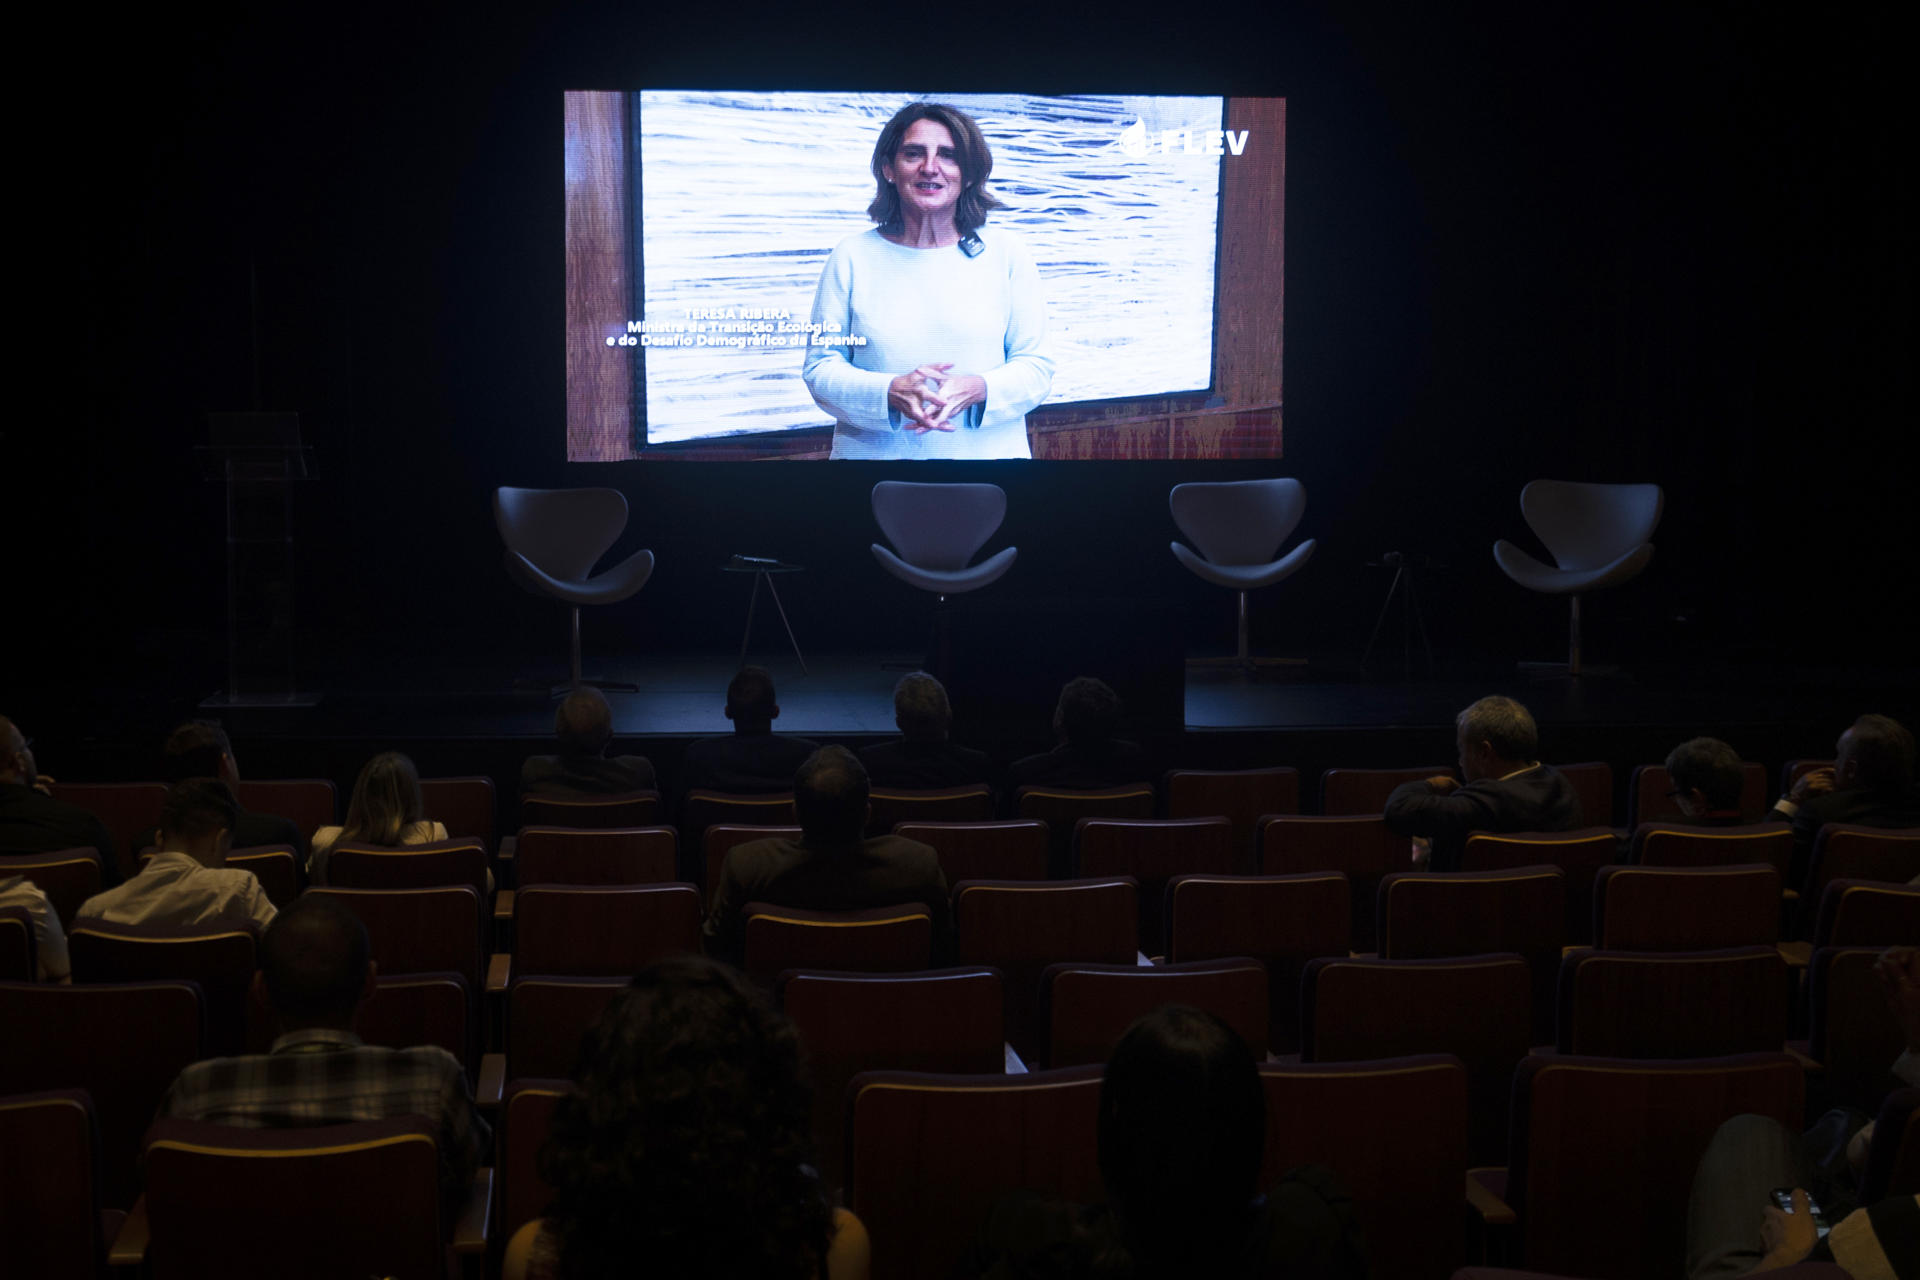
[1030,97,1285,461]
[565,91,637,462]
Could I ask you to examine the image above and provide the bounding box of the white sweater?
[803,227,1054,460]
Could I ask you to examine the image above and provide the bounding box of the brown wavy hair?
[540,956,834,1279]
[866,101,1006,235]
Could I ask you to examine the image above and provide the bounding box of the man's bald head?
[260,895,373,1028]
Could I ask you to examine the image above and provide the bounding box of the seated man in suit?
[1665,736,1749,826]
[158,893,489,1223]
[521,686,656,797]
[681,665,817,794]
[0,715,122,886]
[858,671,994,792]
[1766,713,1920,889]
[703,745,950,965]
[1383,695,1584,872]
[131,720,307,865]
[1007,677,1153,793]
[73,778,276,934]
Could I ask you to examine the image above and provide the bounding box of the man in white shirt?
[0,873,68,980]
[73,778,275,934]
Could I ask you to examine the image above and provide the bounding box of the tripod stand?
[1362,551,1437,676]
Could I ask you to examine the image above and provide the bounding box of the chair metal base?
[513,605,637,698]
[1187,590,1306,674]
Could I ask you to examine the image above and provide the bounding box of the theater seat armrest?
[1777,941,1811,969]
[1782,887,1800,901]
[453,1167,493,1254]
[108,1196,150,1267]
[476,1053,506,1108]
[486,953,511,995]
[493,890,515,923]
[498,835,517,861]
[1004,1043,1029,1074]
[1786,1041,1822,1073]
[1466,1170,1516,1225]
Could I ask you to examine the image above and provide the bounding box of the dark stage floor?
[27,640,1917,829]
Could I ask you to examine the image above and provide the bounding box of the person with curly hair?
[961,1005,1366,1279]
[503,955,871,1280]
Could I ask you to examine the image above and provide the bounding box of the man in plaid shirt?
[158,893,491,1220]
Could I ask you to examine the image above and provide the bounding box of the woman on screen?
[802,101,1054,461]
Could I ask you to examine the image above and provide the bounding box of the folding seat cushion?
[1812,878,1920,948]
[1379,865,1565,1040]
[1164,767,1301,871]
[742,903,931,986]
[893,820,1048,884]
[1591,864,1779,951]
[326,839,491,900]
[1166,871,1350,1054]
[1259,814,1404,952]
[308,886,483,992]
[1041,958,1266,1069]
[1318,767,1452,816]
[1802,946,1911,1114]
[0,1089,108,1280]
[140,1114,474,1279]
[1555,947,1788,1058]
[0,980,203,1208]
[1461,828,1619,945]
[954,878,1137,1061]
[499,1080,568,1244]
[779,967,1005,1190]
[867,785,994,832]
[512,884,702,979]
[1260,1055,1470,1280]
[1632,823,1793,876]
[514,826,677,887]
[1074,817,1234,954]
[519,790,660,830]
[846,1067,1105,1280]
[418,775,497,853]
[66,922,253,1055]
[1301,954,1530,1166]
[1501,1053,1803,1279]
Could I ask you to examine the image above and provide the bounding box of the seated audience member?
[520,686,656,797]
[159,894,489,1221]
[132,720,307,862]
[309,752,448,884]
[1685,945,1920,1279]
[0,715,122,886]
[73,778,275,933]
[1383,695,1584,872]
[703,746,950,965]
[1007,676,1153,792]
[503,955,870,1280]
[681,665,818,794]
[858,671,994,791]
[1665,736,1751,826]
[961,1004,1366,1279]
[1766,713,1920,888]
[0,871,69,980]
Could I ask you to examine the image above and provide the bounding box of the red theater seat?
[1166,872,1350,1055]
[1301,955,1530,1167]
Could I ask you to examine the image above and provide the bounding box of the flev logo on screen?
[1117,119,1250,158]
